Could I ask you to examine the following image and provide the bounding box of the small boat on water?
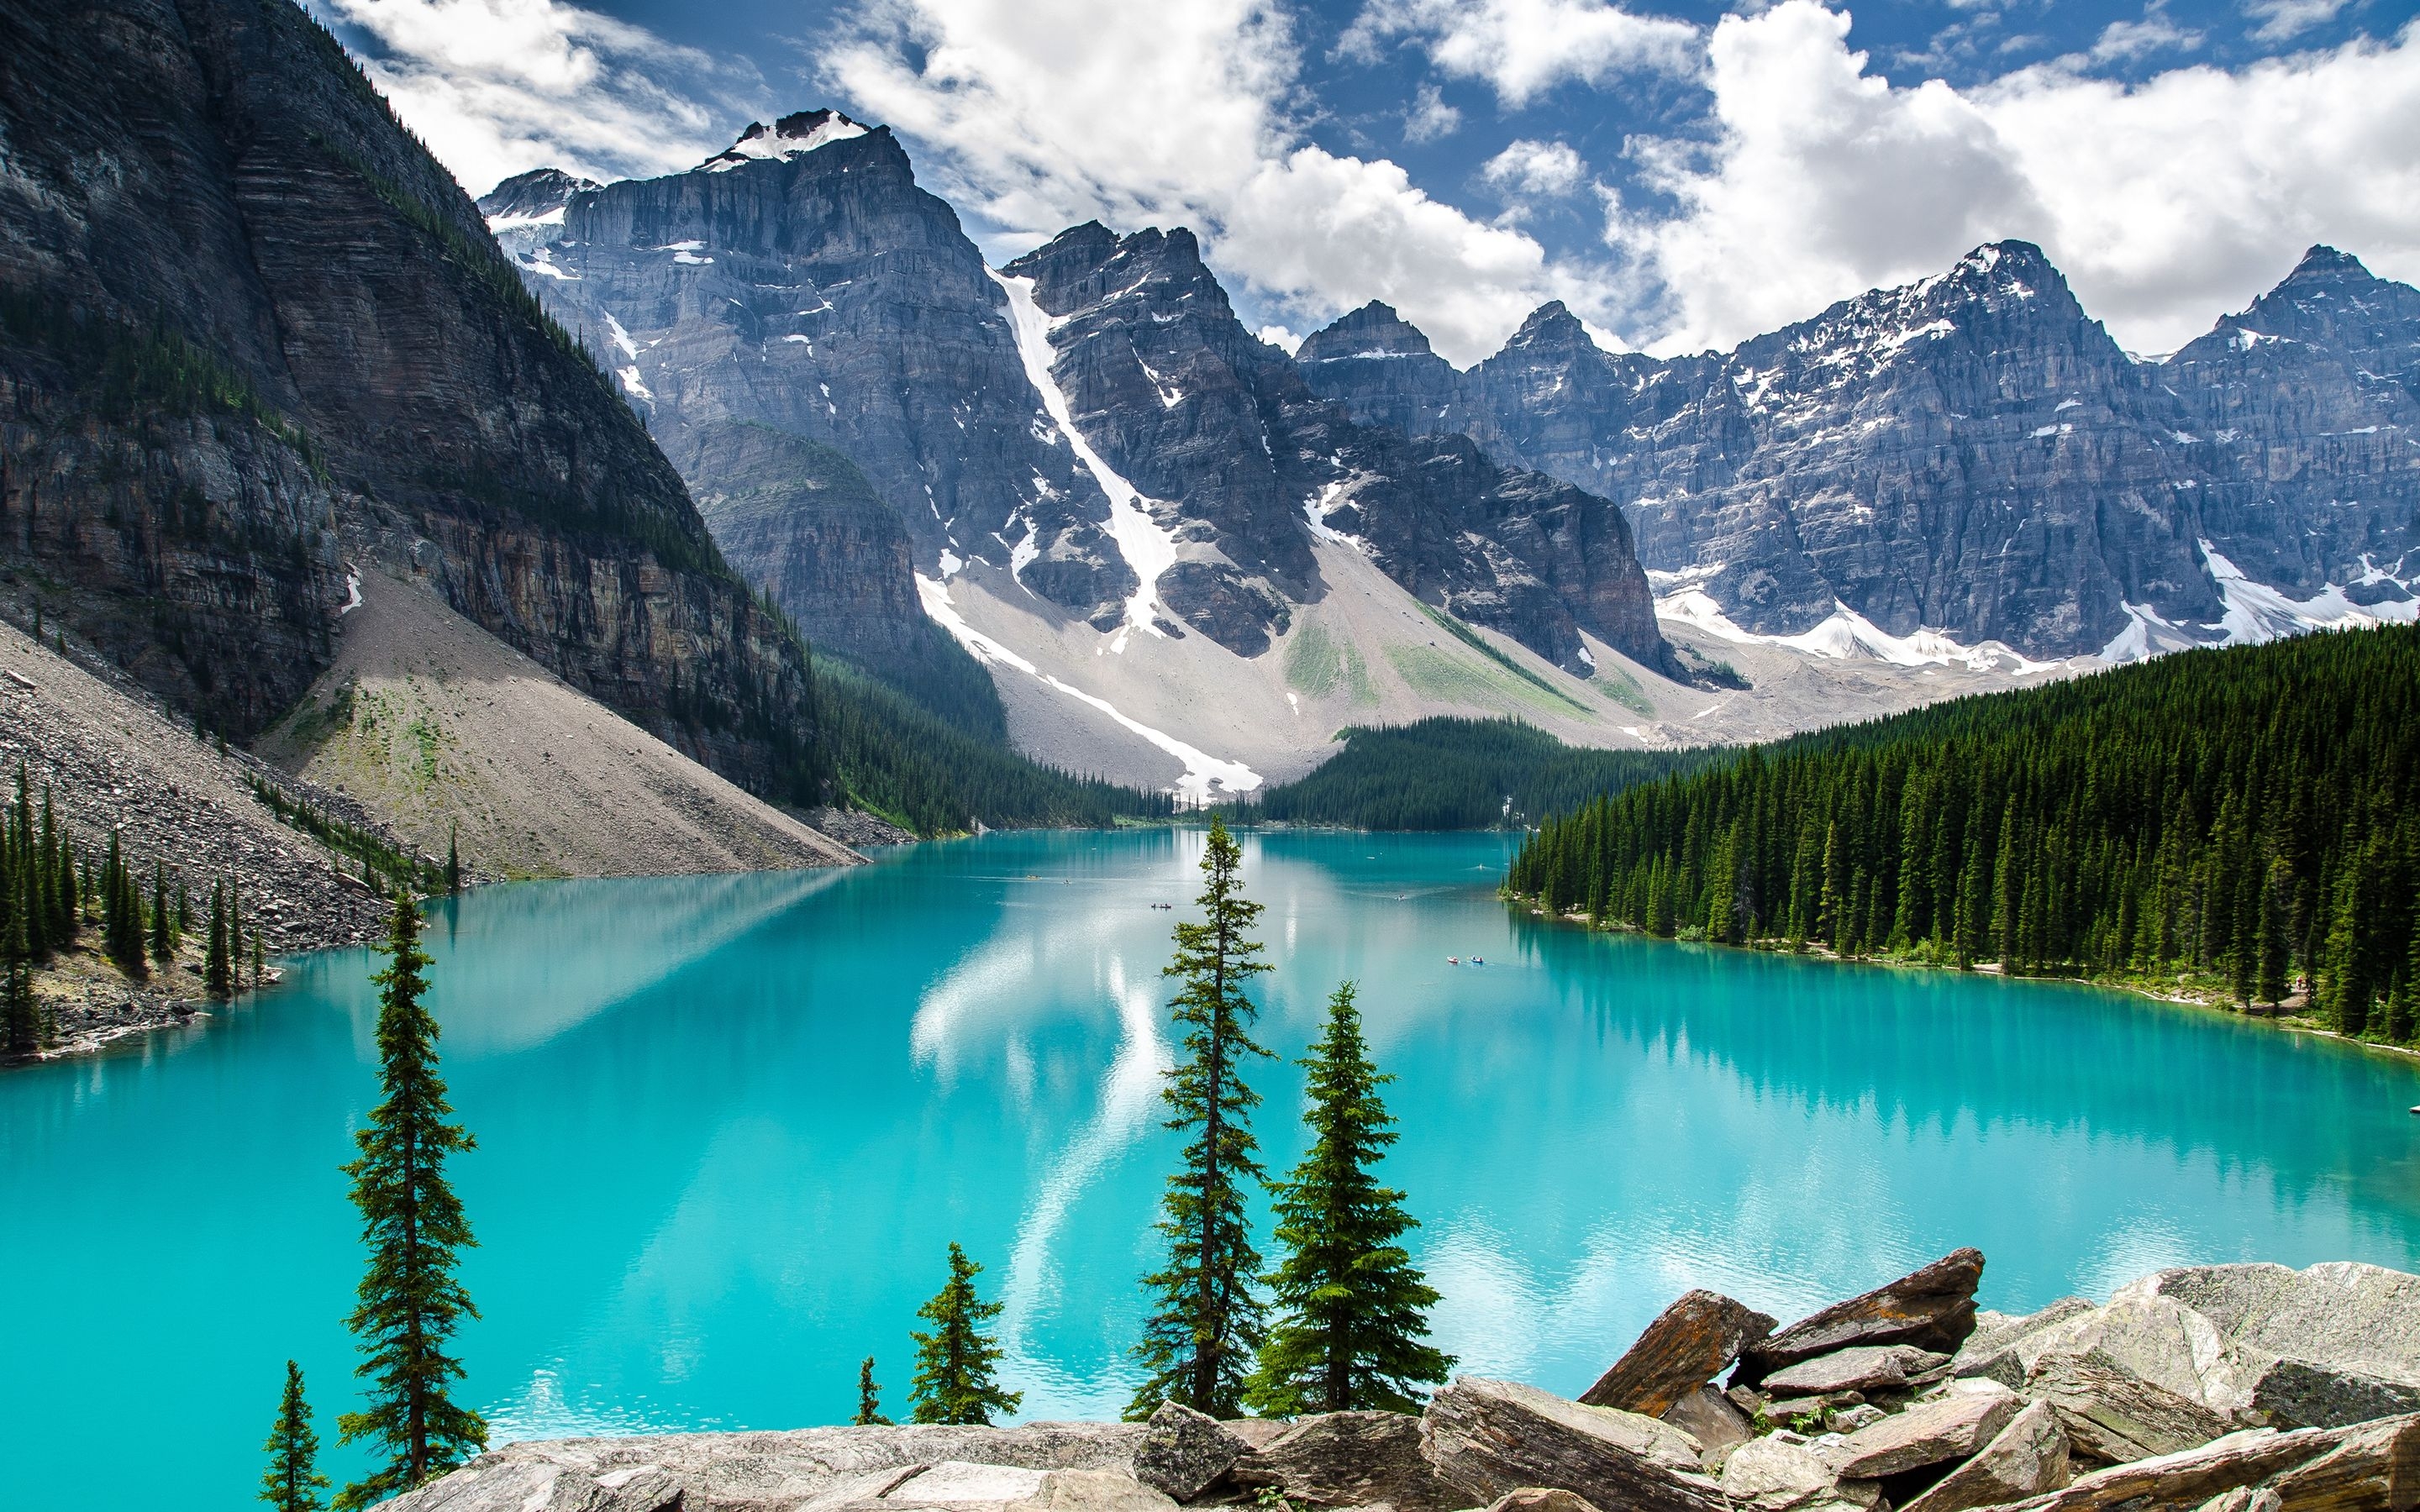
[1471,958,1484,965]
[1446,956,1459,965]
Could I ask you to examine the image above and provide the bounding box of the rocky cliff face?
[0,0,825,799]
[1302,244,2420,661]
[495,123,1671,680]
[481,115,1135,642]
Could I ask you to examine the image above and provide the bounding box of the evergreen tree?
[908,1242,1018,1426]
[103,830,145,979]
[2257,857,2293,1006]
[336,895,485,1508]
[3,877,34,1057]
[260,1360,329,1512]
[1128,816,1272,1420]
[1246,983,1452,1415]
[206,882,234,1000]
[150,863,173,967]
[855,1356,892,1425]
[445,827,461,896]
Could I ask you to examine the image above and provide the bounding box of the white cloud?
[2086,5,2204,62]
[824,0,1616,362]
[1612,2,2420,356]
[1258,324,1306,354]
[1403,81,1463,143]
[1483,139,1590,197]
[318,0,746,193]
[1339,0,1701,106]
[2246,0,2351,43]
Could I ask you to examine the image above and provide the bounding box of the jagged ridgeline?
[1250,719,1709,830]
[1507,626,2420,1035]
[0,0,1166,832]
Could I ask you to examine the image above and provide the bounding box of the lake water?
[7,829,2420,1506]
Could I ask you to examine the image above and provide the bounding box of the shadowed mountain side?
[255,570,857,878]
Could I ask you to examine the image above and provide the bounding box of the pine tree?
[855,1356,892,1425]
[206,882,234,1000]
[1128,816,1271,1419]
[1246,982,1452,1415]
[335,895,485,1508]
[908,1242,1019,1425]
[3,874,35,1057]
[103,830,145,979]
[150,863,173,967]
[260,1360,329,1512]
[2257,856,2293,1006]
[446,827,461,896]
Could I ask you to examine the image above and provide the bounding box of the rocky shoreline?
[392,1252,2420,1512]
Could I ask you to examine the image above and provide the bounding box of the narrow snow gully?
[989,270,1176,653]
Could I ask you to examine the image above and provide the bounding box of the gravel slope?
[256,569,860,879]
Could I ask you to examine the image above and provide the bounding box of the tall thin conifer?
[908,1243,1018,1426]
[260,1360,329,1512]
[335,895,485,1507]
[1128,816,1271,1419]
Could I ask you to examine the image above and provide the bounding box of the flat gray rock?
[1718,1435,1881,1512]
[1900,1399,2071,1512]
[2128,1263,2420,1391]
[2263,1411,2420,1512]
[1421,1377,1723,1512]
[1815,1383,2021,1478]
[1481,1490,1602,1512]
[1765,1346,1952,1397]
[1228,1410,1460,1512]
[1665,1385,1755,1471]
[1988,1426,2342,1512]
[2025,1351,2233,1466]
[2250,1358,2420,1431]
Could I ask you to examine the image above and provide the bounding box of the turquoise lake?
[7,828,2420,1506]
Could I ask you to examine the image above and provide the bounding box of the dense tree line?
[1249,718,1707,830]
[817,659,1174,834]
[3,767,268,1055]
[1507,626,2420,1036]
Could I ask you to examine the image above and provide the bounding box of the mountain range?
[481,111,2417,792]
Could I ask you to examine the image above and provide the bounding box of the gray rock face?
[0,0,824,801]
[483,125,1128,633]
[1813,1383,2021,1478]
[2128,1263,2420,1392]
[1481,1490,1602,1512]
[1899,1399,2071,1512]
[1990,1425,2347,1512]
[999,224,1670,671]
[1765,1346,1953,1397]
[2023,1351,2233,1465]
[1719,1434,1882,1512]
[1421,1377,1724,1512]
[1132,1402,1249,1502]
[1227,1410,1460,1512]
[1665,1385,1756,1470]
[1739,1250,1986,1386]
[1583,1289,1779,1416]
[1302,244,2420,661]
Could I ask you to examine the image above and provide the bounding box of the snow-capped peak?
[697,110,871,172]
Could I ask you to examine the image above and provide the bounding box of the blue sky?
[315,0,2420,361]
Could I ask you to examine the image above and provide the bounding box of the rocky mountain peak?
[1504,301,1596,353]
[2224,244,2420,356]
[1297,301,1438,364]
[697,108,873,172]
[476,167,601,230]
[1005,223,1234,328]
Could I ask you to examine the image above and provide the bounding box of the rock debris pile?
[392,1253,2420,1512]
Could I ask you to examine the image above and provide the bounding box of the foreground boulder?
[2023,1351,2231,1465]
[1988,1425,2352,1512]
[1226,1410,1460,1511]
[2132,1263,2420,1390]
[1765,1345,1952,1398]
[1719,1435,1881,1512]
[1421,1377,1725,1512]
[1899,1399,2070,1512]
[1738,1251,1986,1386]
[1664,1385,1755,1470]
[2265,1412,2420,1510]
[1814,1383,2022,1479]
[1132,1404,1248,1502]
[1581,1290,1778,1416]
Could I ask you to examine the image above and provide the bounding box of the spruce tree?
[150,862,173,967]
[855,1356,892,1425]
[446,828,461,896]
[2256,857,2293,1006]
[206,882,234,1000]
[908,1242,1018,1426]
[260,1359,329,1512]
[336,895,485,1508]
[3,874,34,1057]
[1129,816,1271,1419]
[1247,983,1452,1415]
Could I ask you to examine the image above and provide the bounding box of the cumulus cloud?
[1338,0,1701,105]
[1483,139,1590,197]
[319,0,747,192]
[1403,81,1463,143]
[825,0,1613,361]
[2245,0,2352,43]
[1613,2,2420,356]
[2086,4,2204,62]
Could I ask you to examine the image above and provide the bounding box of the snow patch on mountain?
[1655,575,2059,673]
[916,574,1260,801]
[990,269,1177,653]
[700,111,871,172]
[2201,541,2420,645]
